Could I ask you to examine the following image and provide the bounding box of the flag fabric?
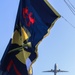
[1,0,60,75]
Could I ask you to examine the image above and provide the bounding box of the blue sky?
[0,0,75,75]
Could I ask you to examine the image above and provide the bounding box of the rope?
[61,16,75,28]
[64,0,75,15]
[8,42,31,53]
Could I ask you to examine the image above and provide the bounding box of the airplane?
[43,63,68,75]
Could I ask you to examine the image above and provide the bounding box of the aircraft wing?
[58,69,68,72]
[43,69,54,72]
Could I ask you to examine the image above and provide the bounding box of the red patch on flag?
[23,7,35,27]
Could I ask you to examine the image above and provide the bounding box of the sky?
[0,0,75,75]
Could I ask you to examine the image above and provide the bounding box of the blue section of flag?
[18,0,60,47]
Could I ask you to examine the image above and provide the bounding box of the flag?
[1,0,60,75]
